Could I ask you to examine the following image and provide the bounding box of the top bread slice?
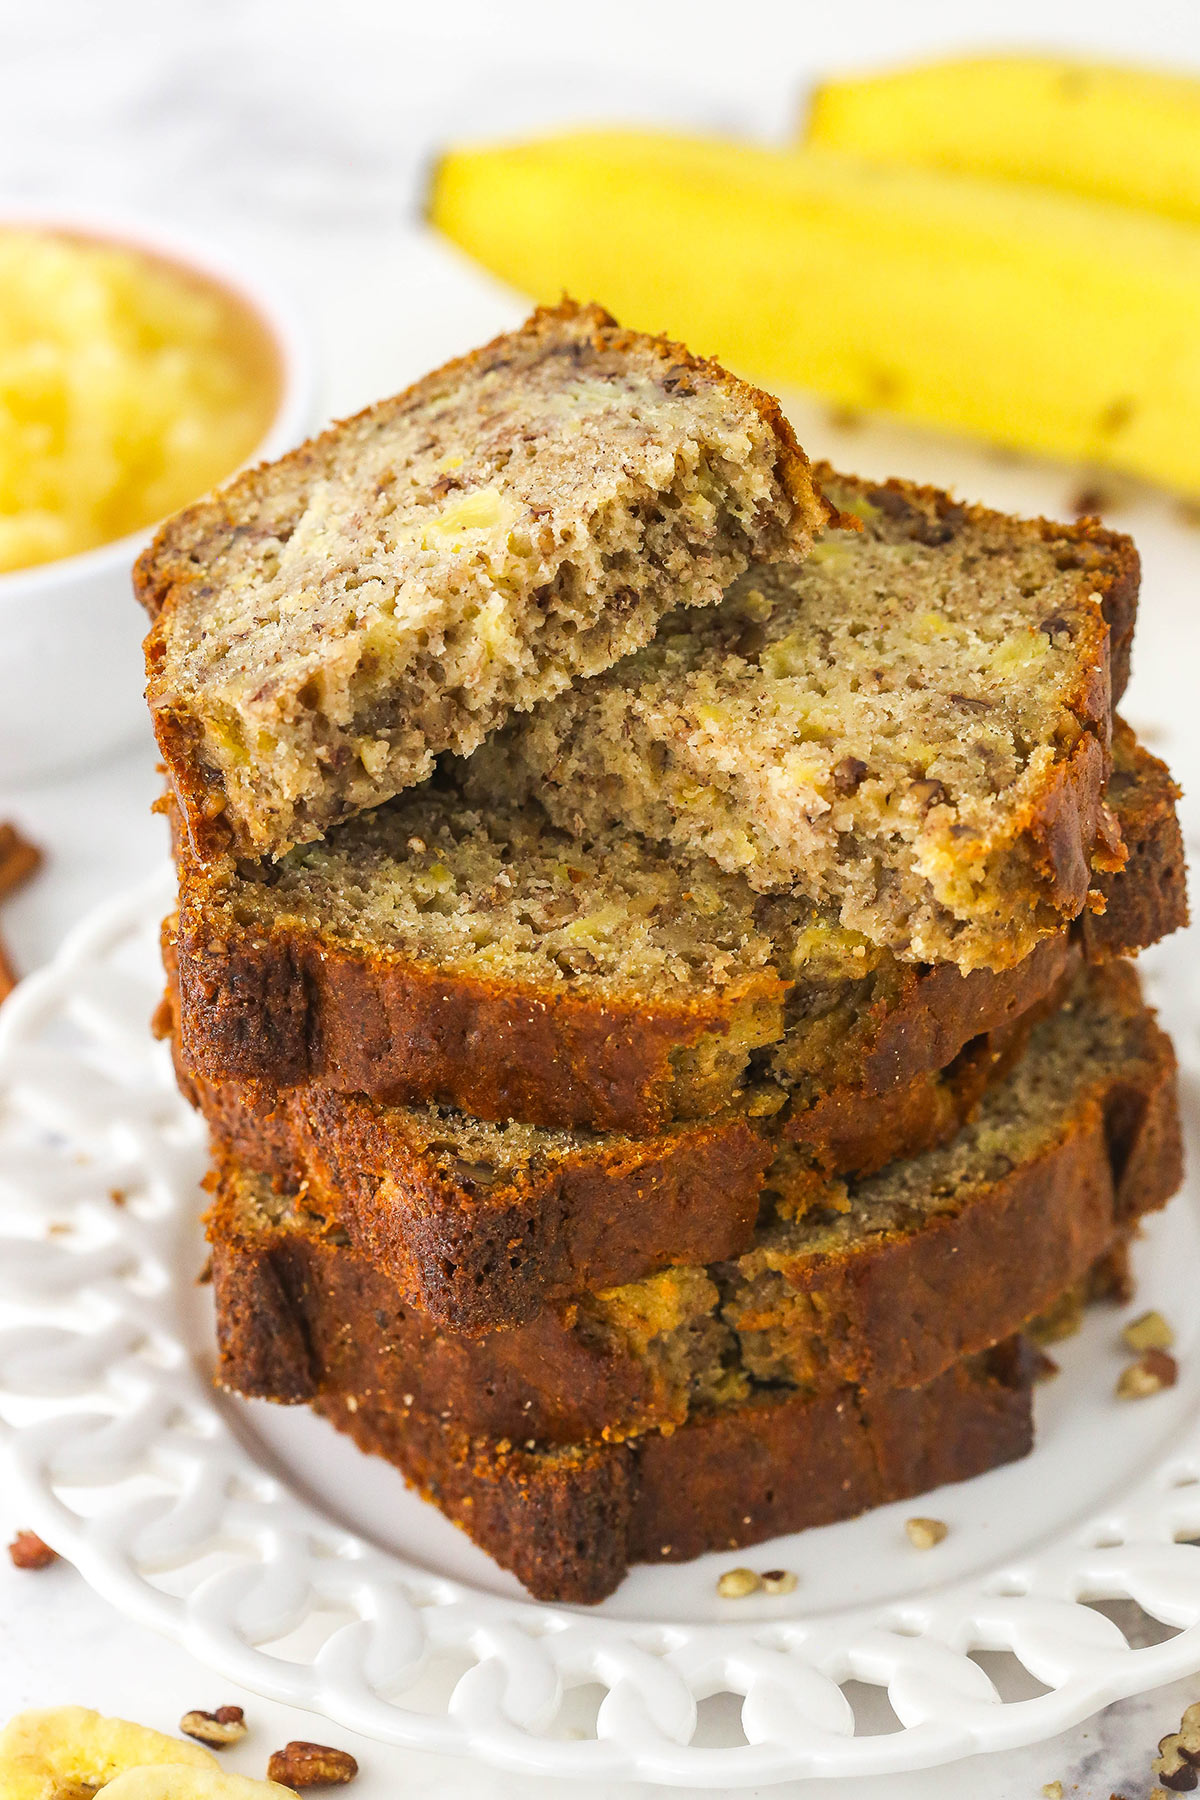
[137,300,833,862]
[169,718,1183,1135]
[465,467,1140,972]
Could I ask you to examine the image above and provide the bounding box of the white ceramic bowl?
[0,210,315,784]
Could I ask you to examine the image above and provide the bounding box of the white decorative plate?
[2,868,1200,1787]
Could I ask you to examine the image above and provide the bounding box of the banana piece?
[1,1707,216,1798]
[806,55,1200,225]
[430,129,1200,496]
[104,1769,295,1797]
[0,1706,291,1798]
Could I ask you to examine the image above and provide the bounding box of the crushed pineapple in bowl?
[0,213,313,780]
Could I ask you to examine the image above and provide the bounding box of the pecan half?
[267,1741,359,1787]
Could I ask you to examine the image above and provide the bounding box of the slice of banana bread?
[178,978,1047,1332]
[138,300,833,862]
[321,1340,1036,1602]
[208,962,1180,1446]
[465,468,1141,972]
[172,721,1184,1133]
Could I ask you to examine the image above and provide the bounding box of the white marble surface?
[4,2,1200,1792]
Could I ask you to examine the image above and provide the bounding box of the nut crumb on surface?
[1123,1310,1175,1353]
[1069,484,1113,518]
[267,1740,359,1787]
[8,1529,56,1569]
[1117,1348,1178,1398]
[760,1568,798,1595]
[0,933,16,1004]
[1153,1698,1200,1790]
[716,1566,761,1598]
[180,1705,247,1748]
[905,1516,948,1549]
[1042,1781,1063,1799]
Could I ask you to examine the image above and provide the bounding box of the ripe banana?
[806,55,1200,224]
[0,1708,293,1799]
[430,128,1200,496]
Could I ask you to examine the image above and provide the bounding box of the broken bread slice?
[170,720,1183,1134]
[138,299,832,861]
[465,467,1140,972]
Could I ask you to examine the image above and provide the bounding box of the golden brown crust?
[170,905,785,1131]
[182,1052,771,1333]
[138,299,837,865]
[170,724,1185,1133]
[177,979,1046,1333]
[207,972,1180,1446]
[1082,722,1188,955]
[318,1343,1035,1603]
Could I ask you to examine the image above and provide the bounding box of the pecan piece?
[832,756,869,795]
[905,1516,948,1549]
[180,1705,247,1748]
[1122,1310,1175,1353]
[908,778,948,810]
[1154,1700,1200,1790]
[759,1568,798,1595]
[661,363,695,395]
[1117,1348,1178,1397]
[716,1567,761,1598]
[267,1741,359,1787]
[8,1529,56,1569]
[0,822,42,900]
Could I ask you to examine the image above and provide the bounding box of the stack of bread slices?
[138,300,1186,1604]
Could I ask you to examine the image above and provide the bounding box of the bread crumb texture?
[141,299,827,859]
[469,468,1134,971]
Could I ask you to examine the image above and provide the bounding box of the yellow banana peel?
[430,128,1200,496]
[807,55,1200,224]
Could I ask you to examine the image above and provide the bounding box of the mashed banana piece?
[0,230,278,572]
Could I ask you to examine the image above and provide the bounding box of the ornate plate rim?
[2,870,1200,1786]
